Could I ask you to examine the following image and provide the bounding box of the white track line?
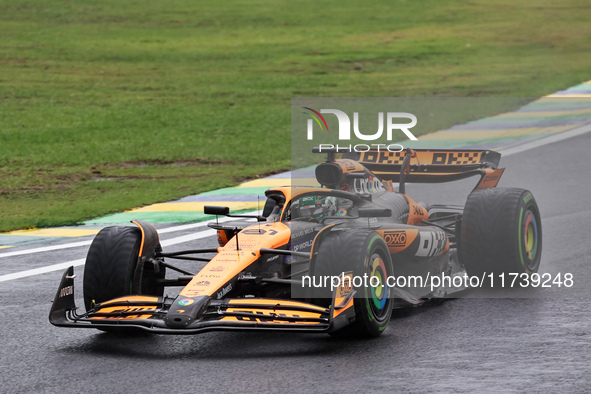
[0,240,93,259]
[160,229,216,248]
[0,229,218,283]
[0,259,86,283]
[501,122,591,156]
[0,212,259,259]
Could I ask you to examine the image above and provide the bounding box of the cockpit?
[261,192,356,224]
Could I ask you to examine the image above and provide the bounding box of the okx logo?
[303,108,418,141]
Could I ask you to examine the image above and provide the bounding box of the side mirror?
[262,198,277,218]
[204,206,230,216]
[204,205,266,222]
[358,208,392,218]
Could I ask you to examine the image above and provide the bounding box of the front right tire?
[83,226,165,313]
[311,230,394,338]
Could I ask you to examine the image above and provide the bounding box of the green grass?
[1,0,591,231]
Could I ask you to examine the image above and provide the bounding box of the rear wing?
[314,147,504,192]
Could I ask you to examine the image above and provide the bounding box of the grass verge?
[1,0,590,231]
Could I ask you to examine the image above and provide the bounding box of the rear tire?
[312,230,394,338]
[460,188,542,277]
[83,226,165,312]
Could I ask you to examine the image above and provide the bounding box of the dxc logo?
[304,108,418,141]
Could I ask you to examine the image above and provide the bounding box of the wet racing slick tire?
[83,226,166,313]
[312,229,394,338]
[460,187,542,278]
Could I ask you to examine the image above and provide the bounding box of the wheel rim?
[368,253,390,321]
[522,209,539,269]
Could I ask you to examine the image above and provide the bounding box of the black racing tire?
[83,226,165,313]
[460,188,542,277]
[311,230,394,338]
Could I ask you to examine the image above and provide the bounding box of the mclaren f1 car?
[50,148,542,338]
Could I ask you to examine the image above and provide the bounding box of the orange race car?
[50,148,542,338]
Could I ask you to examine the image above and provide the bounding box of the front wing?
[49,267,356,334]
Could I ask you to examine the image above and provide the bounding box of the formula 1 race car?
[50,148,542,338]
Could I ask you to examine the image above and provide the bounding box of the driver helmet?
[296,195,338,222]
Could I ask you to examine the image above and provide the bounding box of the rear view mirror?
[204,206,230,216]
[262,198,277,218]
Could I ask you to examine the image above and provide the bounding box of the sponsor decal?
[360,150,405,164]
[381,180,395,192]
[293,239,313,252]
[195,281,210,286]
[182,290,204,297]
[301,195,319,205]
[353,176,385,194]
[98,306,156,314]
[233,242,259,249]
[178,298,194,306]
[343,160,357,171]
[225,310,321,324]
[242,228,278,236]
[359,150,482,166]
[92,306,157,320]
[413,205,423,216]
[290,232,316,254]
[214,255,239,262]
[58,285,73,298]
[477,168,505,189]
[416,230,447,257]
[483,173,500,184]
[234,313,295,323]
[383,230,407,247]
[266,254,280,262]
[292,227,316,239]
[337,208,348,216]
[210,266,226,271]
[217,284,233,299]
[336,273,354,297]
[433,151,480,165]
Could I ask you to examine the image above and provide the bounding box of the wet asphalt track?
[1,132,591,393]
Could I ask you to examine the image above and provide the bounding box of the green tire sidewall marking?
[523,193,533,204]
[366,234,381,253]
[518,206,526,270]
[531,216,538,258]
[525,211,538,260]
